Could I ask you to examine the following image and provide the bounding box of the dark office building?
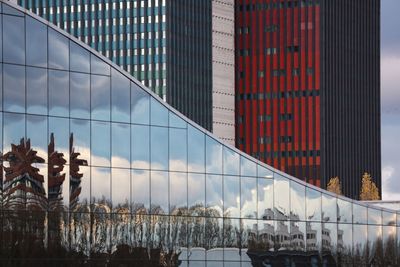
[17,0,236,139]
[235,0,381,199]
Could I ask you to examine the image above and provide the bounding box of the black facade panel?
[320,0,381,199]
[166,0,213,132]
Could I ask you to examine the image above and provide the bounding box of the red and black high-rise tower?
[235,0,381,199]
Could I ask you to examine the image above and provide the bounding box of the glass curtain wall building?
[17,0,236,144]
[0,2,397,266]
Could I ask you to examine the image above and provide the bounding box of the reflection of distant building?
[290,223,305,251]
[306,223,318,251]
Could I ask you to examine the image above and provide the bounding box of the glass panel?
[368,207,382,225]
[353,204,367,224]
[258,220,275,250]
[48,28,69,70]
[0,13,1,62]
[27,115,47,161]
[241,219,257,262]
[274,174,289,220]
[307,222,321,257]
[49,69,69,116]
[170,172,187,214]
[258,178,274,220]
[290,181,306,221]
[70,119,91,166]
[223,176,240,218]
[3,64,25,113]
[131,213,150,250]
[91,121,110,167]
[224,218,240,261]
[241,177,257,219]
[3,15,25,64]
[368,225,383,263]
[27,67,47,115]
[169,215,187,261]
[111,122,130,168]
[188,125,205,173]
[337,223,353,265]
[91,213,111,256]
[353,224,368,265]
[322,193,337,223]
[70,166,90,212]
[70,72,90,119]
[188,173,205,216]
[111,69,130,122]
[383,226,396,266]
[322,222,337,260]
[205,136,222,174]
[150,98,168,126]
[169,111,186,128]
[131,169,150,213]
[26,16,47,67]
[150,171,168,215]
[205,218,223,260]
[70,212,91,256]
[275,220,290,250]
[257,164,274,178]
[111,212,131,252]
[91,167,111,210]
[91,55,110,75]
[70,41,90,73]
[91,74,111,120]
[3,113,25,156]
[290,221,306,252]
[306,187,321,222]
[111,168,130,212]
[131,82,150,124]
[150,126,168,170]
[337,198,352,223]
[206,175,223,217]
[240,156,257,177]
[3,3,23,16]
[188,217,205,261]
[223,147,239,175]
[169,128,187,171]
[131,124,149,169]
[48,117,69,164]
[382,211,396,226]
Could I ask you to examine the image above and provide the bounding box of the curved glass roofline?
[1,0,393,214]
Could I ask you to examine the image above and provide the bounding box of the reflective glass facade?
[0,2,396,266]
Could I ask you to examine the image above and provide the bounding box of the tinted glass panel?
[91,75,110,120]
[188,125,205,173]
[241,177,257,219]
[111,123,130,168]
[150,126,168,170]
[306,187,321,222]
[170,172,187,214]
[91,55,110,75]
[49,70,69,116]
[188,173,205,215]
[3,113,25,153]
[150,98,168,126]
[26,16,47,67]
[70,41,90,73]
[111,69,130,122]
[290,181,305,221]
[27,115,47,161]
[206,175,222,217]
[91,121,110,167]
[169,111,186,128]
[91,166,111,211]
[337,198,352,223]
[169,128,187,172]
[27,67,47,115]
[353,204,367,224]
[3,64,25,113]
[131,124,150,169]
[150,171,168,214]
[70,72,90,119]
[274,174,289,219]
[322,193,337,223]
[111,168,130,212]
[70,119,91,166]
[223,147,239,175]
[48,117,69,164]
[224,176,240,218]
[131,82,150,124]
[206,136,222,174]
[131,169,150,213]
[3,15,25,64]
[48,28,69,70]
[368,208,382,225]
[258,178,273,220]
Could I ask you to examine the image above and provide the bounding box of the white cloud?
[381,54,400,114]
[382,165,400,200]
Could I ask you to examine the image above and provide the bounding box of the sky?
[381,0,400,200]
